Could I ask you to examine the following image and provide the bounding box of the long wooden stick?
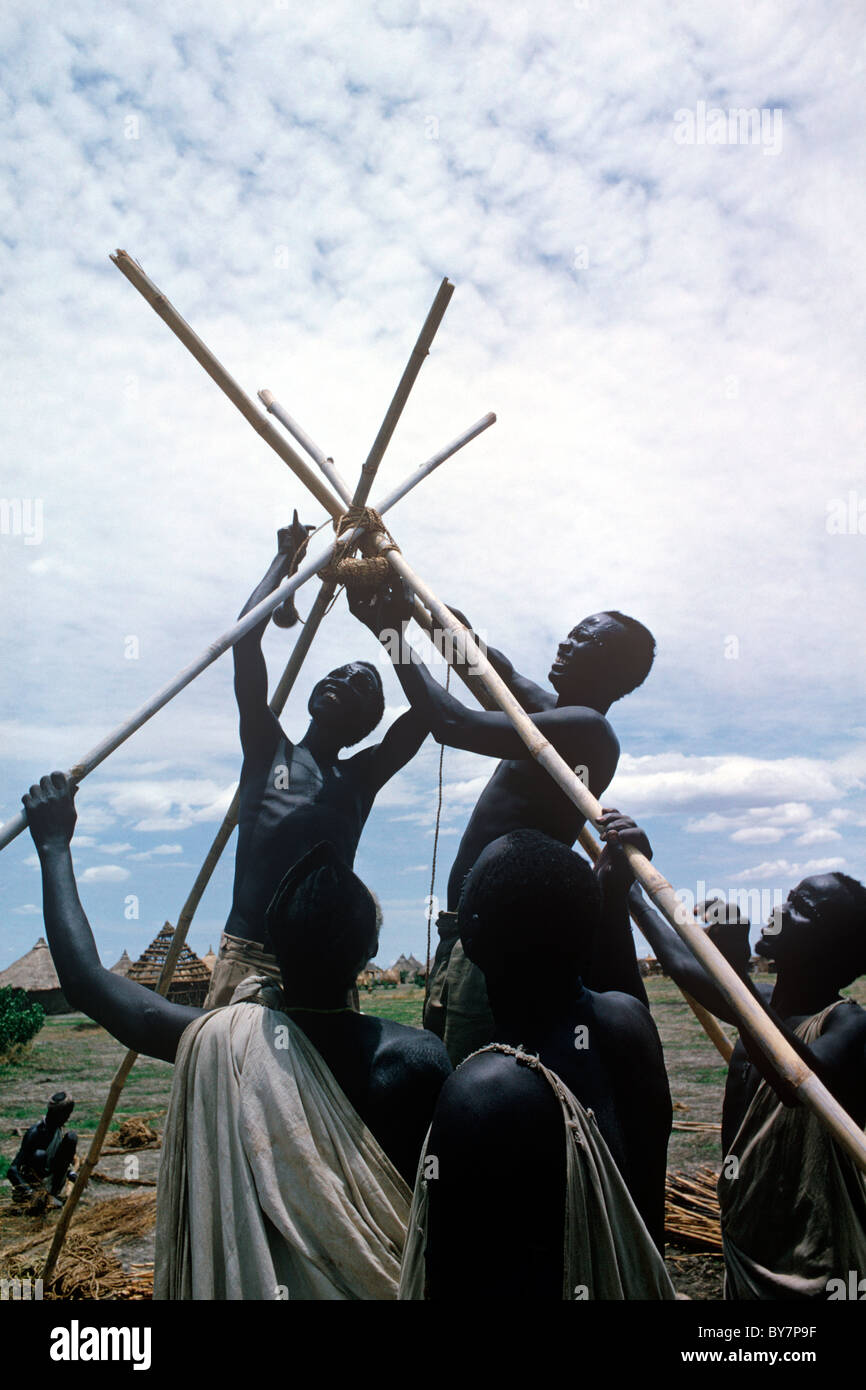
[366,539,866,1172]
[0,415,494,855]
[111,251,342,519]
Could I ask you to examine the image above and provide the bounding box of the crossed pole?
[26,254,866,1284]
[260,388,735,1065]
[40,263,489,1282]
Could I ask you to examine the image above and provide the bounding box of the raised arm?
[234,516,313,758]
[350,706,431,791]
[24,775,201,1063]
[349,585,617,784]
[442,604,552,714]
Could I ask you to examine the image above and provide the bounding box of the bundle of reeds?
[665,1166,723,1254]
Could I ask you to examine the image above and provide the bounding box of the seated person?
[7,1092,77,1209]
[24,773,451,1300]
[399,825,674,1301]
[625,829,866,1301]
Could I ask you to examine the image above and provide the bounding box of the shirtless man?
[209,523,430,1005]
[623,821,866,1300]
[350,586,656,1058]
[24,775,451,1297]
[399,825,673,1301]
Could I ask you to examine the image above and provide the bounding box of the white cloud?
[730,827,785,844]
[730,856,847,883]
[12,903,40,915]
[79,865,130,884]
[795,827,842,846]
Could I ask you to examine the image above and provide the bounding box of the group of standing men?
[22,523,866,1300]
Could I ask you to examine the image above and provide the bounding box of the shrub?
[0,987,45,1061]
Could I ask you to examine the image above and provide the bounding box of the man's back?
[422,987,670,1298]
[286,1008,452,1186]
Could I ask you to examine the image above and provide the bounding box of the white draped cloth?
[154,977,412,1300]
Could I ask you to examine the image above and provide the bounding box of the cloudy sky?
[1,0,865,978]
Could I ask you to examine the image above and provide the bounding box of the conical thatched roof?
[127,923,211,1006]
[110,950,133,976]
[391,953,423,977]
[0,938,61,992]
[0,938,70,1013]
[202,945,217,974]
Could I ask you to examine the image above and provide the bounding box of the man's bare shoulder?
[434,1049,560,1131]
[368,1017,452,1081]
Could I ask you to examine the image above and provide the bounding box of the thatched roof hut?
[202,945,217,975]
[110,950,133,977]
[0,937,70,1014]
[391,953,425,982]
[126,923,211,1007]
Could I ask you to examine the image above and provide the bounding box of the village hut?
[126,922,211,1007]
[202,945,217,975]
[357,960,384,991]
[391,954,416,983]
[110,950,133,977]
[0,937,70,1014]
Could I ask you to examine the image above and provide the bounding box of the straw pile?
[665,1166,723,1254]
[0,1191,157,1298]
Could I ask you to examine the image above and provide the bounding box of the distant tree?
[0,987,45,1061]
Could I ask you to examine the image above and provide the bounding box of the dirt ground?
[3,975,863,1300]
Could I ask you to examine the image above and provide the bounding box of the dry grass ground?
[1,973,864,1300]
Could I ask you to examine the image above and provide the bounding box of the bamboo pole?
[258,391,351,503]
[350,278,454,509]
[258,282,453,514]
[0,414,495,855]
[365,537,866,1173]
[110,251,343,519]
[408,604,734,1063]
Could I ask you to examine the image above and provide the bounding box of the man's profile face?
[548,613,626,693]
[308,663,382,738]
[756,874,850,963]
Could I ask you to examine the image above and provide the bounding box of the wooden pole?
[110,251,343,519]
[408,604,734,1063]
[258,391,351,503]
[0,414,495,855]
[258,280,454,512]
[368,538,866,1173]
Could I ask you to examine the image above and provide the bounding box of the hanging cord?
[424,664,450,1008]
